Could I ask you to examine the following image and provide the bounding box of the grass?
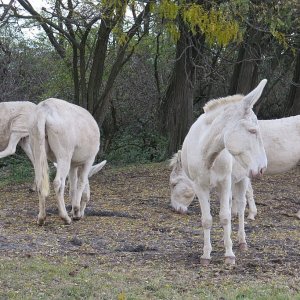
[0,153,34,187]
[0,256,299,300]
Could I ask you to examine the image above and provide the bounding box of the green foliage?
[101,0,127,21]
[154,1,242,46]
[158,0,179,20]
[0,152,34,187]
[39,51,74,101]
[0,149,57,187]
[230,0,299,51]
[105,129,168,164]
[182,3,241,46]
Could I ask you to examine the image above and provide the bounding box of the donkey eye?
[248,128,257,134]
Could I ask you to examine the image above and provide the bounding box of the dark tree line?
[0,0,299,160]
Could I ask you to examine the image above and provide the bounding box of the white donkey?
[0,101,106,207]
[170,151,253,216]
[0,101,36,166]
[171,117,300,220]
[239,117,300,220]
[170,150,254,249]
[63,160,107,218]
[180,80,267,265]
[30,98,100,225]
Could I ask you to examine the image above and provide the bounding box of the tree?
[159,16,203,156]
[228,0,300,116]
[228,26,264,95]
[284,47,300,116]
[157,1,241,156]
[9,0,151,125]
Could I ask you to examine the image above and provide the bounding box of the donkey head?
[224,79,268,178]
[169,151,195,213]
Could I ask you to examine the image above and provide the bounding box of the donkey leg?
[53,161,71,225]
[246,181,257,220]
[231,195,238,218]
[234,179,248,251]
[218,178,235,265]
[68,166,78,215]
[37,193,47,225]
[80,182,90,218]
[194,185,212,265]
[19,137,36,191]
[72,162,92,220]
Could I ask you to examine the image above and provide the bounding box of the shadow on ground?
[0,162,299,292]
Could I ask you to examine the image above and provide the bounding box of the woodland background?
[0,0,299,163]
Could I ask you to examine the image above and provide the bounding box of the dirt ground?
[0,162,299,297]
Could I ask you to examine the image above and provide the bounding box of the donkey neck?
[201,120,226,170]
[201,107,238,169]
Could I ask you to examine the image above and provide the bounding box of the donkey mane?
[203,94,244,113]
[169,150,181,168]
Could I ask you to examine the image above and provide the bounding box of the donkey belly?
[265,157,299,175]
[265,149,299,175]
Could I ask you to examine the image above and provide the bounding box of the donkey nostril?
[259,168,264,176]
[260,167,266,175]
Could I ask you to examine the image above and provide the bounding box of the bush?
[105,129,168,164]
[0,150,34,186]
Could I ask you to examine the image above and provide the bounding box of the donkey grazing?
[31,98,100,225]
[180,79,267,265]
[0,101,36,166]
[170,150,254,251]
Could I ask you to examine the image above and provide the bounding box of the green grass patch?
[0,256,299,300]
[0,153,34,187]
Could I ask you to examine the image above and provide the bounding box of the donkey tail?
[169,150,182,169]
[32,108,49,198]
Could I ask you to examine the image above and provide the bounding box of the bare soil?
[0,162,299,295]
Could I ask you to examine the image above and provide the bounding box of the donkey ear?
[242,79,267,110]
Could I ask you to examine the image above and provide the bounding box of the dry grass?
[0,162,299,299]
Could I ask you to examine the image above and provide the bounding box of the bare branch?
[0,0,15,22]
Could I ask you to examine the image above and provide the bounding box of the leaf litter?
[0,162,299,293]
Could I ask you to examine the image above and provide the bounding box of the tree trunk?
[93,4,150,125]
[159,19,196,157]
[228,45,245,95]
[228,26,263,95]
[285,48,300,116]
[87,21,112,112]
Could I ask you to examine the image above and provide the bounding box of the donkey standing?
[180,80,267,265]
[31,98,100,225]
[171,116,300,220]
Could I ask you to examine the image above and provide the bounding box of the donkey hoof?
[225,256,235,265]
[247,214,256,221]
[200,258,211,266]
[177,208,188,215]
[61,216,72,225]
[37,217,46,226]
[239,243,248,251]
